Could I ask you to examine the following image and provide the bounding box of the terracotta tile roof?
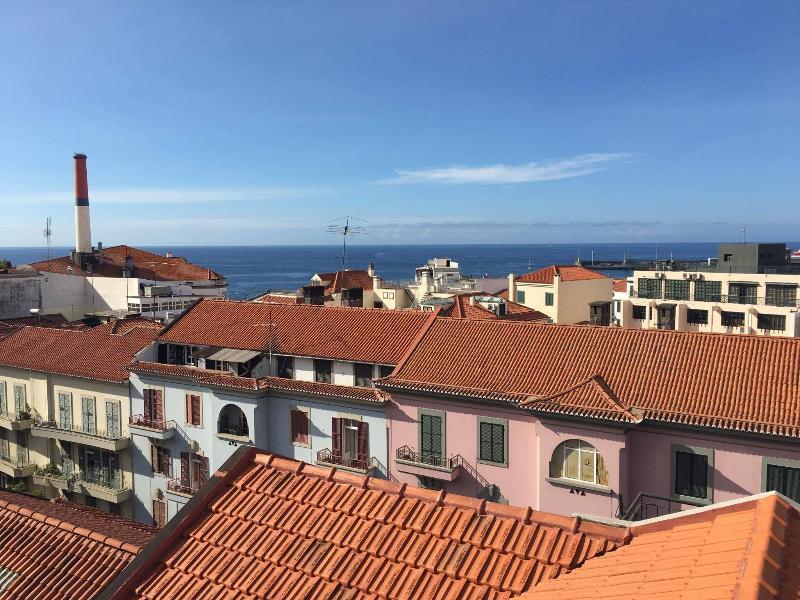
[0,314,88,338]
[0,318,160,383]
[315,269,374,293]
[0,490,156,600]
[30,245,225,282]
[251,292,303,305]
[107,448,629,600]
[130,362,387,402]
[522,492,800,600]
[516,265,608,284]
[612,278,628,293]
[158,299,436,365]
[380,319,800,437]
[439,290,550,322]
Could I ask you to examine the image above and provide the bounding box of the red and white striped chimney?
[73,153,92,253]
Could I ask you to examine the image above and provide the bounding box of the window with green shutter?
[545,292,554,306]
[58,393,72,430]
[419,410,444,459]
[477,417,507,466]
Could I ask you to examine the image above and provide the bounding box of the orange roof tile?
[0,490,156,599]
[381,319,800,437]
[522,375,641,424]
[31,245,225,282]
[130,361,387,402]
[516,265,608,284]
[612,278,628,293]
[159,299,436,365]
[106,448,629,600]
[0,318,160,383]
[522,492,800,600]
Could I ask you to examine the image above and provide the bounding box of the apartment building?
[126,299,435,525]
[379,319,800,521]
[0,318,159,517]
[507,265,613,324]
[621,243,800,337]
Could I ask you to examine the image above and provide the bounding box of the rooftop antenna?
[43,217,52,262]
[741,224,749,243]
[326,216,367,300]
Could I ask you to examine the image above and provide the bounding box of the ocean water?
[3,243,798,300]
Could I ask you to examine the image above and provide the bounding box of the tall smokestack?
[74,153,92,254]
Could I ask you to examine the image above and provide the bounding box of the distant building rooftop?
[516,265,609,284]
[30,245,225,282]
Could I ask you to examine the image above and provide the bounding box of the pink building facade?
[388,391,800,520]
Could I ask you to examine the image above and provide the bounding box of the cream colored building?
[621,270,800,337]
[507,265,614,324]
[0,318,159,517]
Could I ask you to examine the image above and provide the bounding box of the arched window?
[218,404,249,438]
[549,439,608,486]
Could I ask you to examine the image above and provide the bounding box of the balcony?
[394,446,463,481]
[0,452,34,478]
[30,421,129,452]
[315,448,380,474]
[0,412,34,431]
[128,415,177,441]
[631,289,800,308]
[32,470,131,504]
[618,492,708,521]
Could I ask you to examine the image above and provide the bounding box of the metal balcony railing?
[395,446,462,471]
[166,478,200,496]
[80,471,127,491]
[0,411,31,422]
[0,452,31,468]
[316,449,378,472]
[618,492,707,521]
[34,420,124,441]
[129,415,177,432]
[630,289,800,307]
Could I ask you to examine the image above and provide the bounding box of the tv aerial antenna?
[326,216,367,275]
[43,217,53,262]
[741,224,749,243]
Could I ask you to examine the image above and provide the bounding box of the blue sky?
[0,1,798,246]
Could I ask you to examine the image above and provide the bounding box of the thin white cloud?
[1,186,324,206]
[378,153,637,185]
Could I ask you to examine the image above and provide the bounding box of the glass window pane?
[564,446,579,479]
[580,448,596,483]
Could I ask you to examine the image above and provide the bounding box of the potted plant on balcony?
[18,404,31,421]
[34,463,61,479]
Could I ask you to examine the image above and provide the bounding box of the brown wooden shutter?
[153,499,166,528]
[158,447,171,477]
[199,456,209,487]
[191,395,201,426]
[143,389,152,420]
[154,390,164,424]
[291,410,308,444]
[185,394,191,423]
[357,421,369,467]
[151,443,158,473]
[180,452,190,487]
[331,417,341,458]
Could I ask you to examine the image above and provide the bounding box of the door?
[0,430,7,461]
[16,433,28,466]
[13,386,25,417]
[82,397,96,435]
[59,393,72,430]
[341,419,360,466]
[61,442,74,476]
[106,401,120,439]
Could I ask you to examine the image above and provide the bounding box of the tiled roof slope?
[522,375,640,424]
[0,318,160,383]
[516,265,608,284]
[522,492,800,599]
[251,293,303,304]
[31,245,224,282]
[315,269,374,293]
[107,449,629,600]
[381,319,800,437]
[611,279,628,293]
[446,293,549,323]
[0,490,156,600]
[159,299,436,364]
[130,362,386,402]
